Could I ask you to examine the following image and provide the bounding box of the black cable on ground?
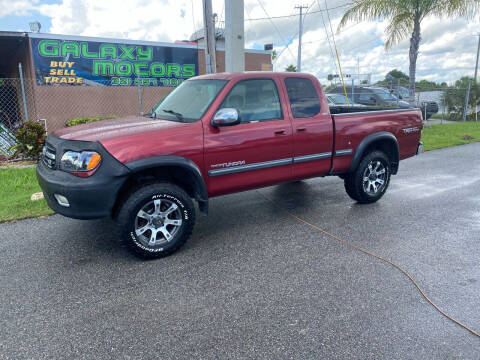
[257,190,480,339]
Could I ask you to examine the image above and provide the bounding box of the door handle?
[296,127,307,132]
[274,129,286,135]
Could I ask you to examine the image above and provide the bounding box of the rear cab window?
[284,77,321,118]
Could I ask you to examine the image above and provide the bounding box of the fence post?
[442,95,446,125]
[351,78,354,104]
[462,83,471,122]
[137,78,143,116]
[396,79,400,106]
[18,63,29,123]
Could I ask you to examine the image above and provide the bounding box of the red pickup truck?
[37,72,423,258]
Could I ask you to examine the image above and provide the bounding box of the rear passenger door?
[283,76,333,179]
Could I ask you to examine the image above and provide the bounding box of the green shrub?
[66,116,117,127]
[10,121,46,160]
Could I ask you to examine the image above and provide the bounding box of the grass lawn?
[0,166,53,222]
[421,121,480,151]
[429,113,444,119]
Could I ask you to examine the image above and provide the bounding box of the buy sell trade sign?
[31,34,198,87]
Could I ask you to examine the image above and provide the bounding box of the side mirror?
[370,96,377,104]
[211,108,240,127]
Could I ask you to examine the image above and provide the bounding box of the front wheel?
[344,151,391,204]
[117,183,196,259]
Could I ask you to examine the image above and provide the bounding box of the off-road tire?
[117,183,195,259]
[344,151,391,204]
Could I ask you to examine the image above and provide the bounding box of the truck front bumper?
[36,136,130,220]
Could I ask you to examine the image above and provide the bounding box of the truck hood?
[53,115,203,164]
[54,116,186,142]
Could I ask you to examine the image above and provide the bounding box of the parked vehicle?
[331,85,438,120]
[330,86,411,108]
[326,93,365,107]
[384,85,439,120]
[37,72,423,259]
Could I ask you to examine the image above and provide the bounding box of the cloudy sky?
[1,0,479,84]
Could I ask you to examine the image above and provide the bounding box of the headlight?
[60,151,101,173]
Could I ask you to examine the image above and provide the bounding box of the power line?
[190,0,199,51]
[246,3,349,22]
[302,22,361,45]
[270,1,318,67]
[317,0,339,76]
[256,0,297,62]
[324,0,349,102]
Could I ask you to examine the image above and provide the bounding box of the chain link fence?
[33,79,172,133]
[0,78,36,132]
[0,78,173,134]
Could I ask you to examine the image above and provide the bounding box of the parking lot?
[1,142,479,359]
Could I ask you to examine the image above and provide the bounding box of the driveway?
[1,142,480,359]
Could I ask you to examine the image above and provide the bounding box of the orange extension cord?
[257,191,480,339]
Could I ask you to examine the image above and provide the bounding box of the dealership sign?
[31,37,198,86]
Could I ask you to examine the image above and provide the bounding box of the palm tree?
[285,64,297,72]
[339,0,479,104]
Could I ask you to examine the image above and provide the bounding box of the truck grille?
[42,143,56,169]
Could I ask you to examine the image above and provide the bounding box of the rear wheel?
[344,151,391,204]
[117,183,195,259]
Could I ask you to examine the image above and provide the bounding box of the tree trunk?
[408,17,421,105]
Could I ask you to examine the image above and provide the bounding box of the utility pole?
[474,34,480,83]
[202,0,216,73]
[225,0,244,72]
[295,5,308,72]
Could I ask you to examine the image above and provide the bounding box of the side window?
[284,77,321,118]
[220,79,282,123]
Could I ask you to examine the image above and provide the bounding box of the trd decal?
[402,127,420,134]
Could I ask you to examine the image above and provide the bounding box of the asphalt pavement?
[1,142,480,359]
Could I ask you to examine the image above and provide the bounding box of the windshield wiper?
[162,109,184,121]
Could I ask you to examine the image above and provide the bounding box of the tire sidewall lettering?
[129,192,189,253]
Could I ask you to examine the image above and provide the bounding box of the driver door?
[203,77,293,196]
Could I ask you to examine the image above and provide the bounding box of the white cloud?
[4,0,480,83]
[0,0,39,17]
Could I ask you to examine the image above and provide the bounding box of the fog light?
[54,194,70,207]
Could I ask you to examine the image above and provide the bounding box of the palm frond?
[430,0,480,18]
[384,11,415,48]
[338,0,398,29]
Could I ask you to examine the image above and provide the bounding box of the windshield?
[373,88,397,101]
[151,79,227,122]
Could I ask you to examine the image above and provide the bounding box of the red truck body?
[38,72,423,258]
[54,72,422,197]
